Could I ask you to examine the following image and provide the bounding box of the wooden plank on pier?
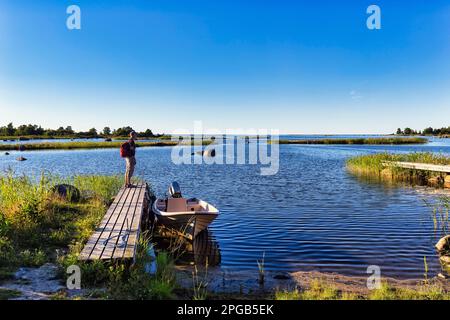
[79,182,149,262]
[384,161,450,173]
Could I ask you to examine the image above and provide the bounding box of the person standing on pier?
[120,131,138,188]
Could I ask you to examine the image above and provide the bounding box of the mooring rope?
[102,218,131,248]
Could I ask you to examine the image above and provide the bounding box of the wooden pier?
[384,161,450,173]
[79,182,150,262]
[383,161,450,188]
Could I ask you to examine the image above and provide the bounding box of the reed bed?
[346,152,450,186]
[0,139,213,151]
[274,137,427,145]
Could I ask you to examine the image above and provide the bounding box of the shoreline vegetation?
[0,123,168,140]
[0,137,429,152]
[0,135,173,141]
[273,137,428,145]
[395,126,450,137]
[346,152,450,188]
[0,140,213,152]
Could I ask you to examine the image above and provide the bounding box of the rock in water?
[16,156,27,161]
[440,256,450,264]
[436,235,450,253]
[52,184,81,203]
[273,273,290,280]
[195,149,216,157]
[5,152,9,155]
[207,149,216,157]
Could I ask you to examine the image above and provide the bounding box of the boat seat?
[167,198,188,212]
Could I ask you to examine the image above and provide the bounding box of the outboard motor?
[168,181,182,198]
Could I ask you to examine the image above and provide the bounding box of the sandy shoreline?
[1,263,448,300]
[174,265,450,299]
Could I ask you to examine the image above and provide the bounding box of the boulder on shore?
[440,255,450,265]
[445,175,450,189]
[52,184,81,203]
[436,235,450,254]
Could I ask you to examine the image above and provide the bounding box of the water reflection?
[153,228,221,267]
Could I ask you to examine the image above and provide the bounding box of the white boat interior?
[154,198,218,215]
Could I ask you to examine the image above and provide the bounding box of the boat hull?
[152,199,218,240]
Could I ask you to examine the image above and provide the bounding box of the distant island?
[274,137,427,145]
[395,126,450,137]
[0,123,167,140]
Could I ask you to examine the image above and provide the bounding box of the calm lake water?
[1,135,450,279]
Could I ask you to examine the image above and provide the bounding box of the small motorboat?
[152,182,219,240]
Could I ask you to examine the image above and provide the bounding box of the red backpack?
[120,141,131,158]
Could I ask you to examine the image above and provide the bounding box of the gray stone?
[52,184,81,203]
[435,235,450,253]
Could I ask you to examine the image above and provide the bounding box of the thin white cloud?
[350,90,363,101]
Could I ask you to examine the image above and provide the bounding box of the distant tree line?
[0,123,161,138]
[396,126,450,136]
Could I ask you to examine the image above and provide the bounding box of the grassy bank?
[0,174,123,274]
[273,137,427,145]
[346,152,450,186]
[0,173,178,300]
[0,139,213,152]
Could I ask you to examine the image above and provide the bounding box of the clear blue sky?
[0,0,449,134]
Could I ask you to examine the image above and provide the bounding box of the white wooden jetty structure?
[384,161,450,173]
[383,161,450,188]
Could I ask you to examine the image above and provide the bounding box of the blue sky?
[0,0,449,134]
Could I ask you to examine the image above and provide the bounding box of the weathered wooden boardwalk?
[384,161,450,173]
[79,182,150,262]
